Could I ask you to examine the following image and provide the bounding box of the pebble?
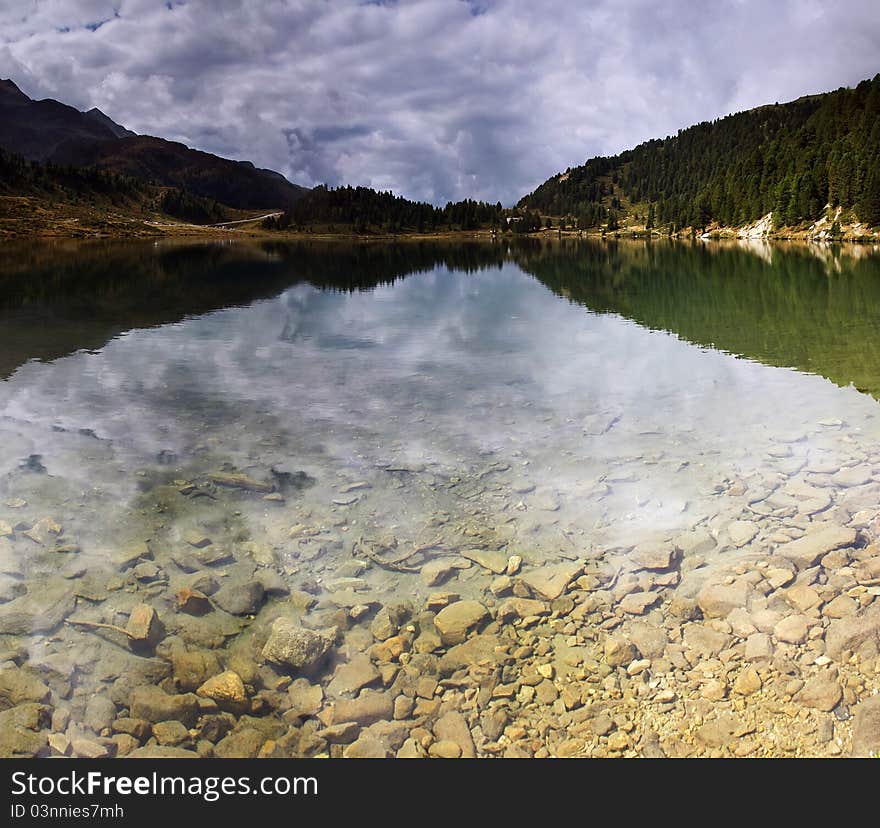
[196,671,248,712]
[831,467,872,487]
[733,666,762,696]
[72,738,111,759]
[823,594,858,618]
[129,686,200,726]
[183,531,213,549]
[0,668,51,707]
[429,740,462,758]
[172,650,222,692]
[496,597,548,621]
[697,581,750,618]
[345,736,390,758]
[744,632,773,661]
[212,580,265,616]
[152,721,190,747]
[331,495,359,506]
[433,711,476,758]
[8,417,880,764]
[48,733,71,757]
[176,588,212,616]
[84,695,116,734]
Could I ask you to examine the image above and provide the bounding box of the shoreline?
[3,225,879,246]
[3,195,878,245]
[2,221,877,246]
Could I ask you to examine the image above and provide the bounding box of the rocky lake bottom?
[2,238,880,759]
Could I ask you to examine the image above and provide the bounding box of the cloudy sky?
[1,0,878,205]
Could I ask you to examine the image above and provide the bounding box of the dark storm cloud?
[0,0,878,204]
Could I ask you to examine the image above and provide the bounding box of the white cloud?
[0,0,878,204]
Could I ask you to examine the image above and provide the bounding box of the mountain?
[0,79,307,211]
[518,74,880,232]
[84,107,136,138]
[0,79,119,161]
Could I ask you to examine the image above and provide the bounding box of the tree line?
[0,148,147,203]
[262,185,505,233]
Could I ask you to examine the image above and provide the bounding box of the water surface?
[2,237,880,754]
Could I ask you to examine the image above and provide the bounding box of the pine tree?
[857,167,880,225]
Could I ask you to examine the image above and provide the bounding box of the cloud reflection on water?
[1,245,878,560]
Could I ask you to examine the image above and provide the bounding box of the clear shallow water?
[2,238,880,755]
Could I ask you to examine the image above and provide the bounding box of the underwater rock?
[433,600,489,646]
[196,671,248,713]
[0,703,50,757]
[261,618,335,671]
[125,604,165,651]
[172,649,222,692]
[175,588,212,616]
[208,472,274,493]
[0,667,51,709]
[213,580,265,616]
[0,579,76,635]
[129,686,200,727]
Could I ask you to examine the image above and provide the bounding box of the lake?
[2,237,880,758]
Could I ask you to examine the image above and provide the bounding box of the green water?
[516,238,880,397]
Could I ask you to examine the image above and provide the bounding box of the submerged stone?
[261,618,335,671]
[433,600,489,645]
[461,549,508,574]
[0,667,51,709]
[0,579,76,635]
[196,671,248,712]
[129,687,200,727]
[0,703,50,757]
[775,526,856,569]
[213,580,265,616]
[851,695,880,757]
[125,604,165,650]
[519,562,581,601]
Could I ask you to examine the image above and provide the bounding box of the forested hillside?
[0,148,233,225]
[519,74,880,231]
